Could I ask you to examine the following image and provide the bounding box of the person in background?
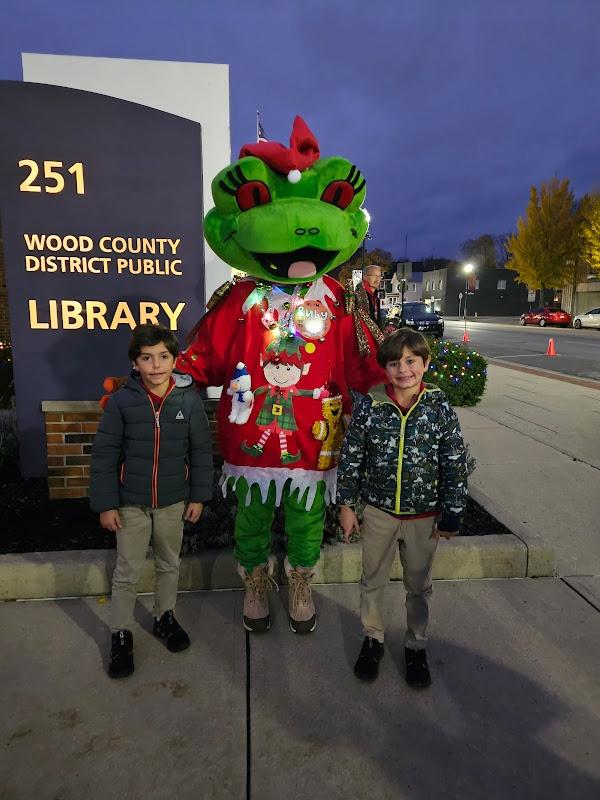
[362,265,383,329]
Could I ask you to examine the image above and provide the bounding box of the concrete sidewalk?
[457,364,600,576]
[2,361,600,799]
[1,579,599,799]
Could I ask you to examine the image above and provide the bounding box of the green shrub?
[427,339,487,406]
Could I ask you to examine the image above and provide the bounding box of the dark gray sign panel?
[0,81,204,475]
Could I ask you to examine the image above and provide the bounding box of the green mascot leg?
[232,477,326,635]
[284,482,326,568]
[233,478,275,570]
[232,478,277,633]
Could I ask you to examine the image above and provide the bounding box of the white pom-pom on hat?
[287,169,301,184]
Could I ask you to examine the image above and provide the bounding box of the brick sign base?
[42,398,220,500]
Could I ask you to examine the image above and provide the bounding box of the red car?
[519,308,572,328]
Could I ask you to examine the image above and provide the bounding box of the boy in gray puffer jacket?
[90,324,213,679]
[337,329,467,689]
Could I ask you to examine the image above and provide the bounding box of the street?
[444,319,600,381]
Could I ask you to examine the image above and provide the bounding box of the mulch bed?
[0,467,512,555]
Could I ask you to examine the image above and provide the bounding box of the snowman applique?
[227,362,254,425]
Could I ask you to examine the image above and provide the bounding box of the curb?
[0,531,549,601]
[468,485,556,577]
[486,359,600,390]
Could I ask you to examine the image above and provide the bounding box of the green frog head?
[204,116,369,284]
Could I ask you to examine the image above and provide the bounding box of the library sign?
[0,81,205,475]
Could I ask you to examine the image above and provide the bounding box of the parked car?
[572,308,600,329]
[519,308,572,328]
[385,302,444,337]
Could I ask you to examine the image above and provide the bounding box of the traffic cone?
[462,330,470,343]
[546,338,557,356]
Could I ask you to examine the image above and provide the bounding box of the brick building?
[421,264,529,316]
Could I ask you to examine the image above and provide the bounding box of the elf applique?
[241,335,327,464]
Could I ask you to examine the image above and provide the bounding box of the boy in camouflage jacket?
[337,329,467,688]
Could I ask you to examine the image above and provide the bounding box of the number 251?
[19,160,85,195]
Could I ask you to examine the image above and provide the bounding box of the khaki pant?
[111,502,185,632]
[360,504,439,650]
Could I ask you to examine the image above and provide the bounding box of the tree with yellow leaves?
[578,194,600,274]
[506,178,579,290]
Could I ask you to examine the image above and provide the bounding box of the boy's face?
[134,343,175,393]
[385,347,430,395]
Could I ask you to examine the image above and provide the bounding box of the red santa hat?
[239,115,320,183]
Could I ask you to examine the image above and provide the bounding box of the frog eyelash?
[219,166,249,196]
[346,165,366,194]
[321,164,366,210]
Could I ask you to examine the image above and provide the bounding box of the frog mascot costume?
[178,116,384,633]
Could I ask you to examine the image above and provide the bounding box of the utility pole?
[400,261,406,319]
[400,235,408,321]
[396,259,412,322]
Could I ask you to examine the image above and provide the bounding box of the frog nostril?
[308,227,320,235]
[351,228,358,238]
[295,227,307,235]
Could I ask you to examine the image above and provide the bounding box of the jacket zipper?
[148,384,175,508]
[378,387,427,515]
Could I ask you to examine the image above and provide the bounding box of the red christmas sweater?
[177,276,385,506]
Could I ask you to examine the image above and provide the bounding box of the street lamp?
[463,263,474,334]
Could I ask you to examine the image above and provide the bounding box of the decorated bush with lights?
[427,339,487,406]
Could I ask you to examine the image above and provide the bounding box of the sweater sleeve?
[436,397,468,532]
[176,285,245,388]
[335,395,372,506]
[187,392,214,503]
[341,314,387,395]
[89,395,124,513]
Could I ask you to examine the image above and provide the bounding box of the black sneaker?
[153,611,191,653]
[353,636,385,682]
[108,629,134,679]
[405,647,431,689]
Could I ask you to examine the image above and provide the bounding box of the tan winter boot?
[284,556,317,634]
[237,559,277,633]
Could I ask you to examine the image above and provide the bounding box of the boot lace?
[289,569,313,610]
[245,566,278,601]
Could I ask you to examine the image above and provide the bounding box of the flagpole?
[256,109,260,143]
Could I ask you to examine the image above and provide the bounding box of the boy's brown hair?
[376,328,430,368]
[128,323,179,362]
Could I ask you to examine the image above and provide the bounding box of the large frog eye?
[237,181,272,211]
[321,180,355,210]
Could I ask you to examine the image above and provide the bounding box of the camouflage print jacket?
[336,383,467,531]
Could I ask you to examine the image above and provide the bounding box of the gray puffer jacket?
[90,373,213,513]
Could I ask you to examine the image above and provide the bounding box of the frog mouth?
[252,247,339,280]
